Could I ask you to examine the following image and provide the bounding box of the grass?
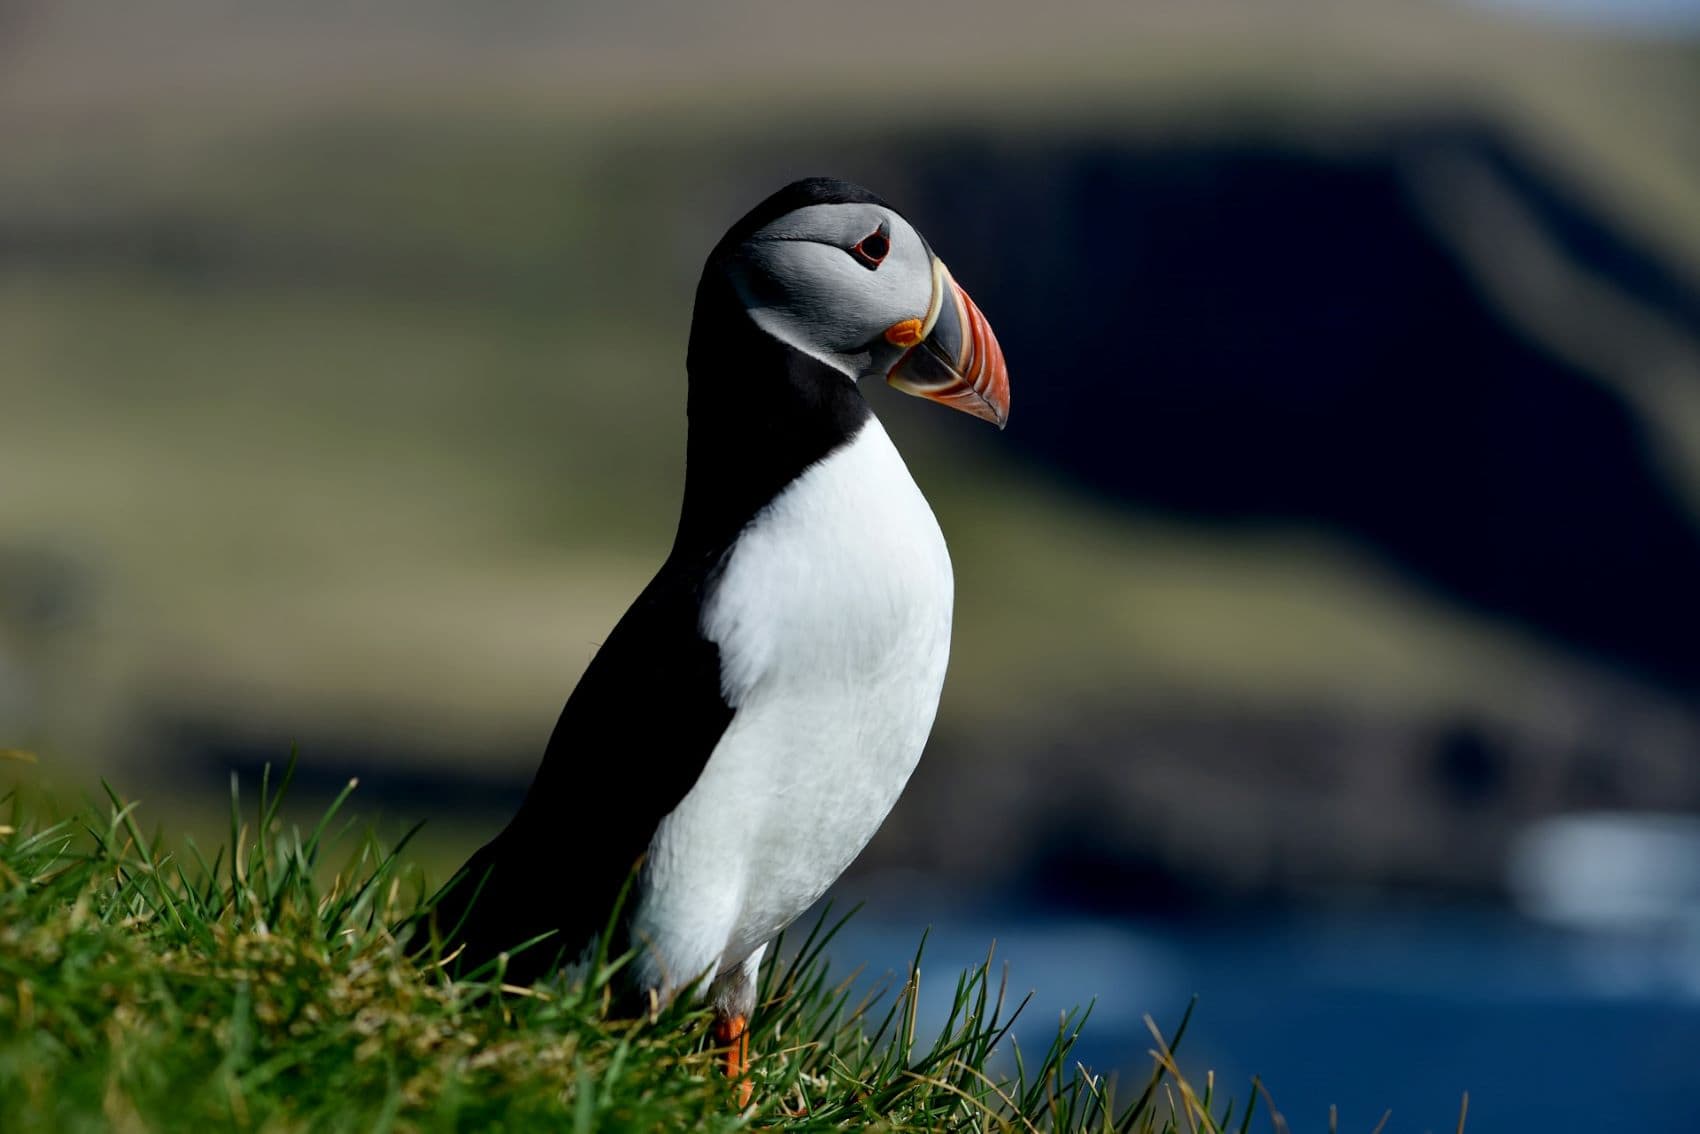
[0,764,1278,1134]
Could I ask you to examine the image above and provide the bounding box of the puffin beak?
[886,259,1010,428]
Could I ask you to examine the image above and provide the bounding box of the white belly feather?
[631,417,952,995]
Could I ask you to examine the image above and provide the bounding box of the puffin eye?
[851,229,890,269]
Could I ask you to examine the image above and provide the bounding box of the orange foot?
[713,1011,752,1108]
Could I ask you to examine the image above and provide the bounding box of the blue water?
[1463,0,1700,34]
[823,904,1700,1132]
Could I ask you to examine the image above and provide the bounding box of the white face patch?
[725,203,936,378]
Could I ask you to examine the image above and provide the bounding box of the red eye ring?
[851,228,890,269]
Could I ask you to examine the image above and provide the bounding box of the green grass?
[0,764,1268,1133]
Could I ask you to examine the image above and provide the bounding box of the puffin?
[430,177,1009,1098]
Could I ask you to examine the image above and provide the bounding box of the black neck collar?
[669,270,870,564]
[671,269,872,563]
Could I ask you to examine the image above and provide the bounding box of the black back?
[427,179,884,985]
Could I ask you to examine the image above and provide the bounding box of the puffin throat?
[675,275,872,559]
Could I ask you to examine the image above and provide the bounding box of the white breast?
[631,416,953,996]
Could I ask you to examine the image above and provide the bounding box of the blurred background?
[5,0,1700,1128]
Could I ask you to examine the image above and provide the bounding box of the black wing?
[428,550,733,984]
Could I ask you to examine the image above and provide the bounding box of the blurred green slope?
[0,121,1675,759]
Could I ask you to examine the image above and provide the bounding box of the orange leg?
[713,1011,752,1107]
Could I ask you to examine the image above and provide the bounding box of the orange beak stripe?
[885,265,1011,429]
[884,318,925,348]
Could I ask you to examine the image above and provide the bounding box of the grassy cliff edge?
[0,762,1292,1134]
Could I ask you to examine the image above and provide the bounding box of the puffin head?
[695,177,1010,429]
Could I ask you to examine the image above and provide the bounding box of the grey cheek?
[747,306,862,378]
[823,286,895,346]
